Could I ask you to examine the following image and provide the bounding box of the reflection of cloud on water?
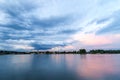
[10,55,33,69]
[64,54,81,69]
[51,54,118,79]
[51,54,62,64]
[11,55,33,63]
[77,55,116,79]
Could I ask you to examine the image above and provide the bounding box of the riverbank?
[0,49,120,55]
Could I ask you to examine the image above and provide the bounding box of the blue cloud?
[0,0,77,50]
[0,0,120,51]
[31,43,66,50]
[58,29,79,34]
[31,16,72,28]
[96,17,111,24]
[96,10,120,34]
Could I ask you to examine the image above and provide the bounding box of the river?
[0,54,120,80]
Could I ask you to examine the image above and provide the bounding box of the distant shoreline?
[0,49,120,55]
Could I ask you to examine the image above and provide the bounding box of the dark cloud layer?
[0,0,77,50]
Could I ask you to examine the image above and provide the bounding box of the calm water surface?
[0,54,120,80]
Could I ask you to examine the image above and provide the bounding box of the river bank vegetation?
[0,49,120,55]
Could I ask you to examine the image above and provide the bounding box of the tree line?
[0,49,120,54]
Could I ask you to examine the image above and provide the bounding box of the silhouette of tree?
[78,49,86,54]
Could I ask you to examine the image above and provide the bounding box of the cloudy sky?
[0,0,120,51]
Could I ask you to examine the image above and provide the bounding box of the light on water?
[0,54,120,80]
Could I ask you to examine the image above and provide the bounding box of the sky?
[0,0,120,51]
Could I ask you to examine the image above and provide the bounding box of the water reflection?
[51,54,120,80]
[0,54,120,80]
[77,55,115,79]
[10,55,33,70]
